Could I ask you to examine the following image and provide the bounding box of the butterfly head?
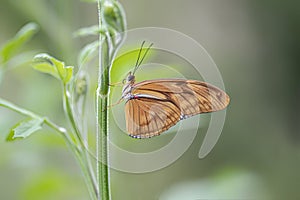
[123,71,135,85]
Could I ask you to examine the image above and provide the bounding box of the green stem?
[97,1,111,199]
[96,0,126,199]
[47,118,97,200]
[62,85,98,199]
[63,85,84,147]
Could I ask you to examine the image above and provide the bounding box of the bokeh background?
[0,0,300,199]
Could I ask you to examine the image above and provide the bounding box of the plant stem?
[63,85,84,147]
[97,1,111,199]
[62,85,98,199]
[96,0,126,199]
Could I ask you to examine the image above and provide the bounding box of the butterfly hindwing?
[125,97,181,138]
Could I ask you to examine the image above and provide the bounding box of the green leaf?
[6,118,44,141]
[78,41,99,66]
[73,25,101,37]
[103,1,126,33]
[1,22,39,64]
[32,54,60,79]
[64,66,74,83]
[32,53,73,84]
[6,128,16,142]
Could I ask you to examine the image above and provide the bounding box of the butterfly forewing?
[125,79,230,138]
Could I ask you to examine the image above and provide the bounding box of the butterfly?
[114,41,230,139]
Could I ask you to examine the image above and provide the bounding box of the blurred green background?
[1,0,300,199]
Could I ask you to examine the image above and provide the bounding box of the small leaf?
[7,118,44,141]
[32,53,73,84]
[1,22,39,64]
[64,66,74,83]
[32,53,60,79]
[73,25,100,37]
[78,41,99,66]
[103,1,126,33]
[6,128,16,142]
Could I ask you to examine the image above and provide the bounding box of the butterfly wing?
[125,97,181,138]
[125,79,230,138]
[132,79,230,115]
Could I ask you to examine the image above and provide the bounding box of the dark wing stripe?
[200,86,222,108]
[137,98,179,123]
[196,89,212,111]
[152,110,159,134]
[131,101,135,133]
[137,104,141,133]
[178,93,195,114]
[158,100,180,123]
[153,112,165,131]
[145,111,149,134]
[126,101,130,133]
[138,100,165,130]
[192,87,215,111]
[195,83,226,109]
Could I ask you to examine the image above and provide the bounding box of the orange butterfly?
[115,42,230,139]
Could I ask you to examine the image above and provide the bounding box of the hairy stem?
[62,85,98,199]
[96,0,126,199]
[97,1,110,200]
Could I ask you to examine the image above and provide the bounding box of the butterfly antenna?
[133,41,145,74]
[133,43,153,75]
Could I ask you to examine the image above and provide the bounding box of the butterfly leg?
[102,98,124,111]
[108,82,123,87]
[110,98,124,107]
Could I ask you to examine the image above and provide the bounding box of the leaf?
[6,130,16,142]
[64,66,74,83]
[6,118,44,141]
[103,1,126,33]
[32,54,60,79]
[73,25,100,37]
[32,53,73,84]
[1,22,39,64]
[78,41,99,66]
